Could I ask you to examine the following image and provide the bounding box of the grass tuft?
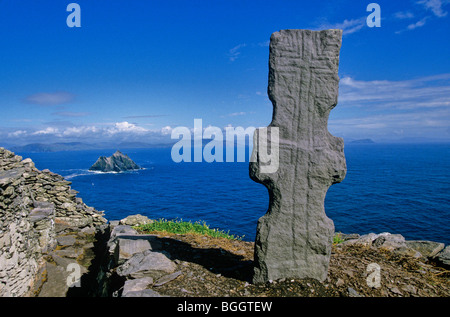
[333,232,345,245]
[134,218,243,240]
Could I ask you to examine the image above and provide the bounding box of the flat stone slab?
[116,250,177,279]
[56,235,77,247]
[122,277,154,297]
[114,236,162,265]
[405,240,445,258]
[154,270,182,287]
[119,214,153,226]
[0,168,25,186]
[122,289,163,297]
[436,246,450,266]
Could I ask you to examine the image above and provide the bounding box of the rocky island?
[89,150,141,173]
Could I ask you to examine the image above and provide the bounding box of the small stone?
[122,277,154,296]
[372,233,406,250]
[401,284,417,295]
[154,271,182,287]
[119,214,152,226]
[348,287,363,297]
[389,287,403,296]
[56,235,77,247]
[336,278,345,287]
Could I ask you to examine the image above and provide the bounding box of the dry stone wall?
[0,147,107,296]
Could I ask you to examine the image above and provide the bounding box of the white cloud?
[11,122,150,139]
[331,109,450,129]
[407,17,429,30]
[394,11,415,19]
[32,127,60,135]
[220,111,256,118]
[339,73,450,109]
[258,40,270,47]
[331,73,450,141]
[107,121,149,135]
[62,126,99,136]
[52,111,90,117]
[228,44,246,62]
[417,0,448,17]
[396,0,449,33]
[319,17,367,35]
[25,92,75,106]
[229,112,247,116]
[8,130,27,138]
[3,120,177,146]
[161,126,172,135]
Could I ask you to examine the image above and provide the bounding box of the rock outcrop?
[250,29,347,283]
[339,232,448,264]
[0,147,108,297]
[106,222,179,297]
[89,150,141,173]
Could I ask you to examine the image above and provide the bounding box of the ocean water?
[16,144,450,244]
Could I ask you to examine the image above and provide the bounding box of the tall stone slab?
[250,29,347,283]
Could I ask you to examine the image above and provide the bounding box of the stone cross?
[250,29,347,283]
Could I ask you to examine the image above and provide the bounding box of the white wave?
[63,167,149,180]
[64,170,92,180]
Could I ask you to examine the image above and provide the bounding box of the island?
[349,139,375,144]
[89,150,142,172]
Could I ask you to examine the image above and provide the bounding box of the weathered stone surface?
[123,289,163,297]
[372,233,407,250]
[154,270,182,287]
[341,233,379,247]
[405,240,445,258]
[250,29,346,283]
[119,214,152,226]
[29,202,55,223]
[122,277,154,297]
[116,250,176,279]
[107,224,138,254]
[436,246,450,267]
[56,235,77,247]
[114,237,156,265]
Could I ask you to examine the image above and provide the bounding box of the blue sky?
[0,0,449,145]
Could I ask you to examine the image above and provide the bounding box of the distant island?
[10,141,174,153]
[89,150,142,172]
[349,139,375,144]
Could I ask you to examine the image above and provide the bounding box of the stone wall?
[0,147,107,297]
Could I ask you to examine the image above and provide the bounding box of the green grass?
[333,232,345,245]
[134,218,243,240]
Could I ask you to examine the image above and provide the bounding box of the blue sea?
[16,144,450,244]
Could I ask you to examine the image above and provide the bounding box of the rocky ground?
[110,221,450,298]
